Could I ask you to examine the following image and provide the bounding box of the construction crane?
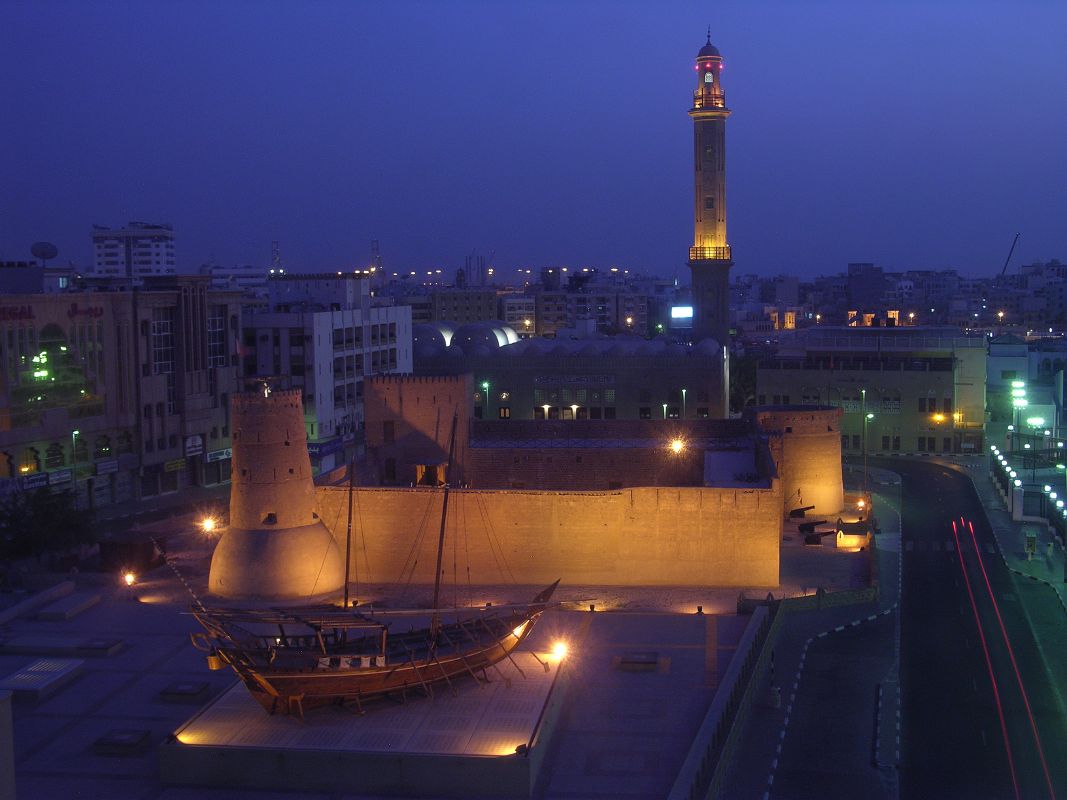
[999,233,1020,277]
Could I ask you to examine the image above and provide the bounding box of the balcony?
[689,246,732,261]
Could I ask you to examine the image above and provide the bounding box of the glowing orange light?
[123,571,136,586]
[668,438,686,455]
[200,517,216,533]
[552,641,568,661]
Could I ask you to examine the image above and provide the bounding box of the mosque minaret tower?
[688,29,733,350]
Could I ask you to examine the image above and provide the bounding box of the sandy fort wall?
[754,406,843,516]
[315,482,781,588]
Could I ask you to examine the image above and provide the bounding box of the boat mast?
[430,411,459,640]
[343,457,355,609]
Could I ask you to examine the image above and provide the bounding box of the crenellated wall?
[315,482,782,588]
[229,389,318,530]
[754,406,843,516]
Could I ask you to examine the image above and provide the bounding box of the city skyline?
[3,1,1066,278]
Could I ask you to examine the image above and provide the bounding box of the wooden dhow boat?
[191,413,560,716]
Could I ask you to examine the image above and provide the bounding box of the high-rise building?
[91,222,176,281]
[687,32,732,347]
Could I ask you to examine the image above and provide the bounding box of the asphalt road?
[874,458,1067,800]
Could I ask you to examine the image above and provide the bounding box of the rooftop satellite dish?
[31,241,58,265]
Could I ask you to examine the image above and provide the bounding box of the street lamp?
[570,403,579,420]
[863,411,874,498]
[681,388,687,419]
[481,381,491,418]
[71,429,80,507]
[662,403,668,420]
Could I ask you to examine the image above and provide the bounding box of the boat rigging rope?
[462,490,474,608]
[393,488,439,595]
[475,493,517,585]
[151,537,205,611]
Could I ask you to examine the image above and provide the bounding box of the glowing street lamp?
[668,437,686,455]
[662,403,668,420]
[681,388,687,419]
[481,380,491,418]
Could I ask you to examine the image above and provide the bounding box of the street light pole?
[861,389,867,498]
[71,429,80,508]
[681,388,687,419]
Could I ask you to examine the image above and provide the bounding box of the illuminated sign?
[671,306,694,319]
[206,448,232,463]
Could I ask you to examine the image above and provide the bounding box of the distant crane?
[999,233,1020,277]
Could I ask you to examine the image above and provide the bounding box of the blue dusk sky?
[2,1,1065,280]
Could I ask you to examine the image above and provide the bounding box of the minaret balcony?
[690,245,732,261]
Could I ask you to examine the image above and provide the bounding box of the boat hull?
[225,613,543,715]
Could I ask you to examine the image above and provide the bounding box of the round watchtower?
[208,389,344,599]
[754,406,844,516]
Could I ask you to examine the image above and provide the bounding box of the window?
[590,407,602,420]
[881,435,890,450]
[603,407,616,419]
[639,407,652,419]
[93,436,111,459]
[697,407,709,418]
[704,196,715,209]
[207,306,227,367]
[18,448,40,475]
[151,307,175,374]
[852,435,860,450]
[45,442,65,469]
[841,435,849,450]
[943,397,953,413]
[534,407,545,420]
[944,437,952,453]
[498,407,511,419]
[1001,370,1017,380]
[892,436,900,451]
[917,437,927,452]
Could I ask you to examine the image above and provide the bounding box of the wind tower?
[688,29,733,349]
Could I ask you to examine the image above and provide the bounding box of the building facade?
[756,327,987,455]
[244,274,413,472]
[91,222,176,281]
[0,279,243,507]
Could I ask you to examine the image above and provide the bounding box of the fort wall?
[315,482,782,588]
[754,406,843,516]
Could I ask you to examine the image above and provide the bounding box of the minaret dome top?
[698,28,721,59]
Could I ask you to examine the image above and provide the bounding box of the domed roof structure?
[698,30,720,58]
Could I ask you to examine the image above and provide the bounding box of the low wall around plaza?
[315,482,782,588]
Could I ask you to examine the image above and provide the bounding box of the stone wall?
[363,374,473,484]
[315,482,782,588]
[754,406,843,516]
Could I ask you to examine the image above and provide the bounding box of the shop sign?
[206,448,232,463]
[49,469,72,485]
[0,306,34,322]
[95,458,119,475]
[306,438,343,457]
[185,435,204,457]
[22,472,48,489]
[164,458,187,472]
[66,302,104,319]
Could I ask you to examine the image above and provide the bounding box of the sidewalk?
[934,454,1067,607]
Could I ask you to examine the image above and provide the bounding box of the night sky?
[3,1,1065,280]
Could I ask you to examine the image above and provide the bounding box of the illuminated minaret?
[688,30,732,348]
